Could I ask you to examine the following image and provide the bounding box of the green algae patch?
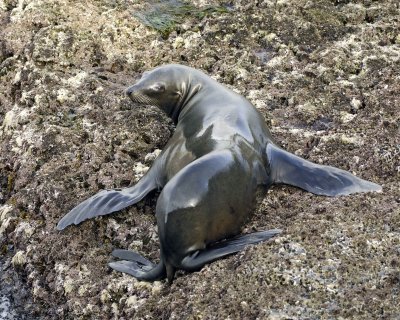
[133,0,228,38]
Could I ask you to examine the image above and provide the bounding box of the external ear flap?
[150,83,165,93]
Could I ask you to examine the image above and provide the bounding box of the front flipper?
[266,144,382,196]
[57,173,160,230]
[181,229,281,271]
[109,249,166,281]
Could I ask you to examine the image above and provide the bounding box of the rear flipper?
[110,249,177,282]
[266,144,382,196]
[109,230,280,282]
[108,260,166,281]
[57,172,160,230]
[109,249,166,281]
[181,229,281,271]
[111,249,155,266]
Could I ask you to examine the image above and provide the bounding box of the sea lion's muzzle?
[125,84,159,107]
[125,84,143,103]
[125,85,135,97]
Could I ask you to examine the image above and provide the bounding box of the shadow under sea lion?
[57,64,381,283]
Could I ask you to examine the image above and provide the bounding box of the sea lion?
[57,64,381,282]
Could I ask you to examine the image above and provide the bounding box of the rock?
[0,0,398,318]
[11,251,26,267]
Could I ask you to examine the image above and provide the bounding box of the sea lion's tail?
[266,143,382,196]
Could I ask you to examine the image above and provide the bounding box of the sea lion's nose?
[125,86,134,96]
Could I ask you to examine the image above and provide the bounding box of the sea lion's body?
[57,64,381,282]
[148,74,273,266]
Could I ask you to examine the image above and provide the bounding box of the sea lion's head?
[126,64,202,123]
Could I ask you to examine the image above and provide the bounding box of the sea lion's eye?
[150,83,165,93]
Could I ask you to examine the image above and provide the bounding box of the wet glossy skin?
[57,64,381,282]
[147,73,272,179]
[128,64,274,269]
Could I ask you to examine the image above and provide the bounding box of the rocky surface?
[0,0,399,319]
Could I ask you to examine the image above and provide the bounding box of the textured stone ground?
[0,0,399,319]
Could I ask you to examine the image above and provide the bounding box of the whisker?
[130,92,159,107]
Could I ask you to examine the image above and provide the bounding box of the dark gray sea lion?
[57,64,381,282]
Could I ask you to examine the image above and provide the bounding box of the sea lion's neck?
[172,75,205,124]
